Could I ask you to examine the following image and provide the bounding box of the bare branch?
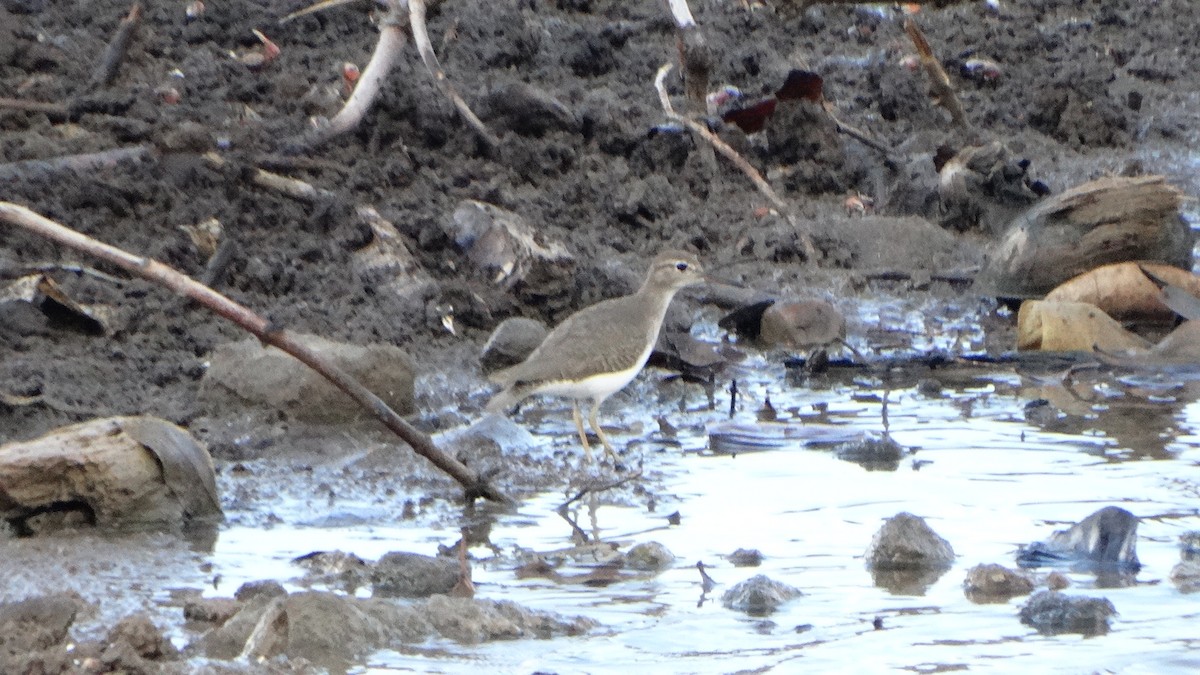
[409,0,499,148]
[288,0,409,151]
[0,202,514,505]
[654,64,819,262]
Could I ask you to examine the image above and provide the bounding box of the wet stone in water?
[624,541,675,572]
[834,434,906,471]
[371,552,460,598]
[1018,590,1116,636]
[963,563,1035,603]
[728,548,765,567]
[865,512,955,570]
[235,580,286,602]
[721,575,802,616]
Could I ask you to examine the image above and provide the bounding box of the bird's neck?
[632,284,680,330]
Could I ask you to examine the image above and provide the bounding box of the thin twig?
[654,64,819,261]
[202,152,335,203]
[558,469,645,510]
[0,202,514,505]
[409,0,499,148]
[0,97,70,118]
[91,2,143,89]
[903,18,970,130]
[0,145,154,181]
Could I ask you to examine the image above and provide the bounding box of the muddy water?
[4,296,1200,672]
[200,330,1199,672]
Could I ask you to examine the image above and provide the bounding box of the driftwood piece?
[978,175,1191,298]
[0,416,221,534]
[409,0,498,148]
[0,202,513,505]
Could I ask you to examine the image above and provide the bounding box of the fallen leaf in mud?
[0,273,116,335]
[1016,300,1152,352]
[720,69,823,134]
[1045,262,1200,322]
[352,207,430,297]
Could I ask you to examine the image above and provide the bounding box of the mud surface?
[2,0,1199,670]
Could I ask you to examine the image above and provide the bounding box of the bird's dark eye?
[676,262,688,271]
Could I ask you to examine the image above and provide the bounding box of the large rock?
[202,333,415,422]
[865,512,955,570]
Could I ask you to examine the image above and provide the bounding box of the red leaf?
[722,98,777,134]
[775,70,824,102]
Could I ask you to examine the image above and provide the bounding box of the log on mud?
[0,416,222,534]
[977,175,1192,299]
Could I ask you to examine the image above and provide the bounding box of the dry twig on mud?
[91,2,143,89]
[409,0,499,148]
[654,64,819,262]
[903,18,971,130]
[0,202,514,505]
[202,152,335,203]
[0,145,153,181]
[287,0,496,151]
[665,0,711,113]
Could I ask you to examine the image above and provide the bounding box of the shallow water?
[4,314,1200,674]
[216,346,1200,672]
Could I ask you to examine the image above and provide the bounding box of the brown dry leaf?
[1045,262,1200,322]
[1016,300,1152,352]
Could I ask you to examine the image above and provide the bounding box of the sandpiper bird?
[486,250,706,462]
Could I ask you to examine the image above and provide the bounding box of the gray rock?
[480,317,547,373]
[721,575,802,615]
[963,563,1035,603]
[834,434,905,471]
[1018,590,1116,636]
[479,81,578,136]
[371,552,460,598]
[728,548,765,567]
[624,542,675,571]
[235,580,287,603]
[202,333,415,422]
[0,593,84,645]
[865,512,955,570]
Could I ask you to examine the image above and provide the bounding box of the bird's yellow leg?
[572,402,594,464]
[588,401,619,463]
